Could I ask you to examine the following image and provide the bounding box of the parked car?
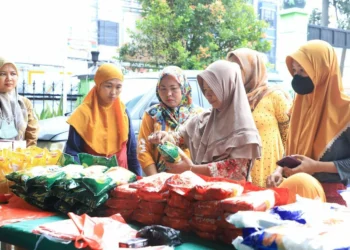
[37,70,288,150]
[37,73,161,151]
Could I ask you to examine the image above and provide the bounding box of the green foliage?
[119,0,271,69]
[38,96,64,120]
[309,8,322,25]
[332,0,350,29]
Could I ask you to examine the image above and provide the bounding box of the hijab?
[285,40,350,160]
[146,66,202,130]
[227,48,290,110]
[67,63,129,155]
[0,57,28,140]
[179,60,261,164]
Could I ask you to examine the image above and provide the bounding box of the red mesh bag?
[216,213,238,229]
[193,200,221,218]
[129,173,173,189]
[138,200,166,215]
[167,191,192,209]
[164,205,192,219]
[193,181,244,201]
[221,190,275,213]
[165,171,206,198]
[194,230,217,241]
[189,216,218,232]
[198,175,245,186]
[110,184,138,200]
[136,173,173,202]
[137,190,169,202]
[105,198,139,210]
[161,216,191,232]
[132,209,163,225]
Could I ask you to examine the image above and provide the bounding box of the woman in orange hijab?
[266,40,350,205]
[64,63,141,175]
[227,48,292,187]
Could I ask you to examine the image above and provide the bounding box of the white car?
[37,71,287,150]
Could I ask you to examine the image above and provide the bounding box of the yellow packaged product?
[46,149,62,165]
[10,151,28,172]
[0,156,12,178]
[26,145,45,156]
[29,150,47,168]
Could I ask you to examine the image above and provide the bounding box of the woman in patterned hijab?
[137,66,203,175]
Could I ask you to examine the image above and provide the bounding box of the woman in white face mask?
[0,57,39,145]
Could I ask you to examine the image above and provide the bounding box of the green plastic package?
[6,166,47,185]
[78,153,118,168]
[54,200,94,215]
[6,165,62,190]
[157,141,181,163]
[31,170,66,190]
[53,164,85,190]
[82,167,136,196]
[57,153,78,166]
[64,187,109,208]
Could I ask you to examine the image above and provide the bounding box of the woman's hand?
[266,167,283,187]
[148,131,171,144]
[283,155,317,177]
[166,149,194,174]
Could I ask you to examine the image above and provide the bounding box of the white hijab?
[0,57,28,140]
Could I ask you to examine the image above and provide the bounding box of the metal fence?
[18,80,83,116]
[308,24,350,49]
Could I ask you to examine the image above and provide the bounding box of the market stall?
[2,144,349,250]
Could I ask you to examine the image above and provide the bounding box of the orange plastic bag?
[0,195,55,227]
[33,213,138,250]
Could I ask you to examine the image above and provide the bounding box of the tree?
[309,8,322,26]
[332,0,350,29]
[332,0,350,76]
[308,0,349,75]
[119,0,271,69]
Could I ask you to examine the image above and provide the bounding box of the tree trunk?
[322,0,329,26]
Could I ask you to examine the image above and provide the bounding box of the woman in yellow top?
[137,66,203,176]
[65,63,141,175]
[227,48,292,187]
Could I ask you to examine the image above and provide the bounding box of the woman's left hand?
[166,149,194,174]
[283,154,318,177]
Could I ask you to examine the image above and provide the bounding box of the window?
[98,20,119,46]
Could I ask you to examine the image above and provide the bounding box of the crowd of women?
[1,39,350,209]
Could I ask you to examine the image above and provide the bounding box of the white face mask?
[0,119,18,139]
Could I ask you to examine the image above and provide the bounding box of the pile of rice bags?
[102,170,284,245]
